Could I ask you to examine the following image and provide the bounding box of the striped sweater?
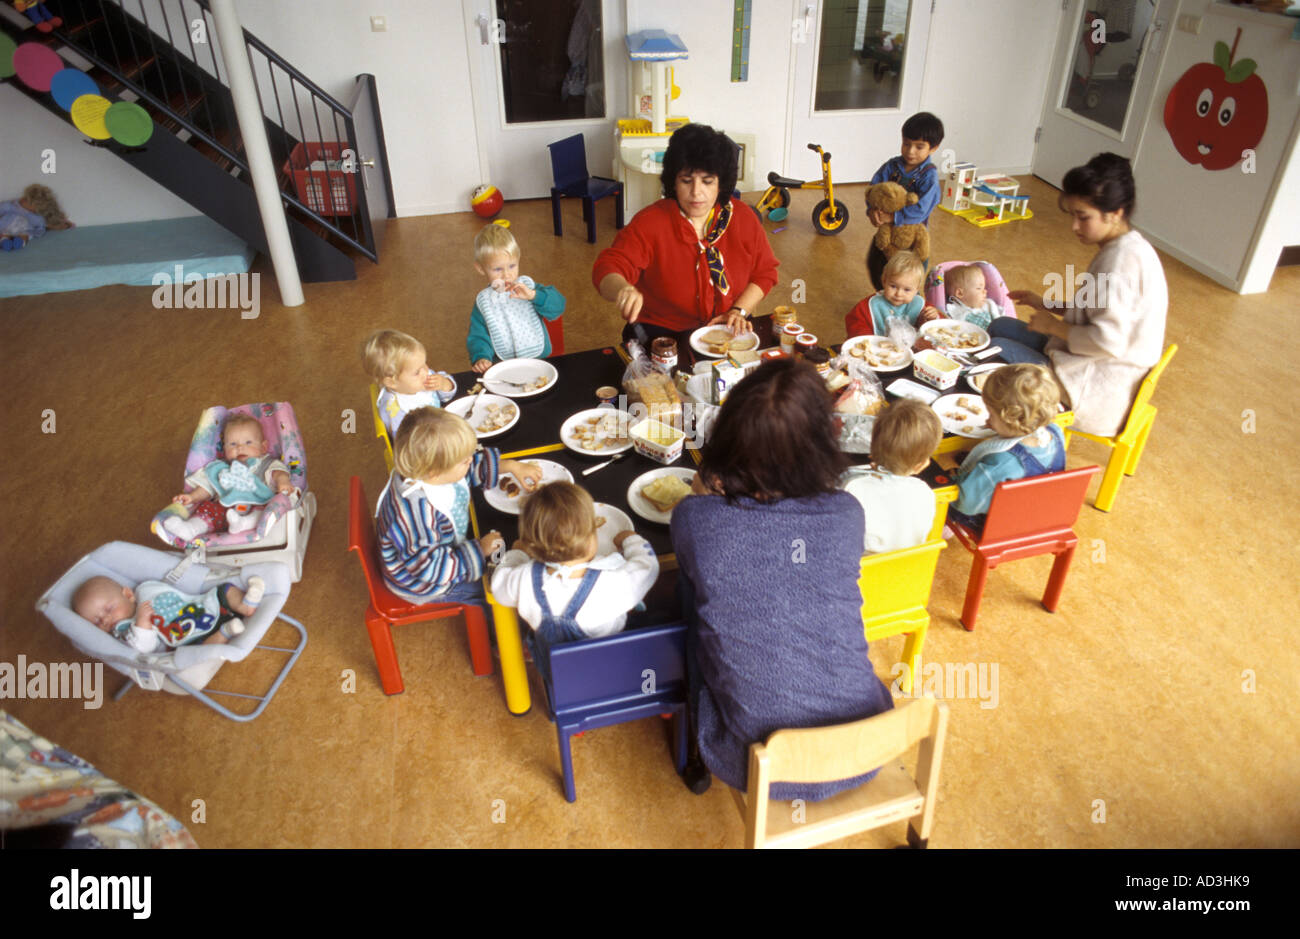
[376,448,500,600]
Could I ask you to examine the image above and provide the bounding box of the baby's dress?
[946,297,998,331]
[112,581,233,653]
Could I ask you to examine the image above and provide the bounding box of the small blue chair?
[540,622,688,802]
[547,133,625,244]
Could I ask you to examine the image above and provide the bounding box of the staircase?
[3,0,394,282]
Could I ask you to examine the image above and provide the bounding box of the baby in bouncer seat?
[162,414,294,542]
[72,574,265,653]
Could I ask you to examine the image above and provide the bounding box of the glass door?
[463,0,625,200]
[1032,0,1173,188]
[788,0,931,184]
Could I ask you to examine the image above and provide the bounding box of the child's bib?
[475,276,546,360]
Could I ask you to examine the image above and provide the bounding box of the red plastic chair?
[948,465,1099,631]
[545,315,565,356]
[347,476,493,694]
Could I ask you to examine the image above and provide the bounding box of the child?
[0,184,73,251]
[490,482,659,647]
[467,223,565,373]
[841,400,944,554]
[363,329,457,440]
[163,414,294,542]
[73,573,264,653]
[845,250,942,338]
[942,264,999,331]
[951,364,1066,527]
[376,406,543,606]
[865,112,944,291]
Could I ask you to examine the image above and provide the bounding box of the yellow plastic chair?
[368,383,395,474]
[859,538,945,695]
[732,696,949,849]
[1066,344,1177,512]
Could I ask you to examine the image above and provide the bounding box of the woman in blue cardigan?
[670,359,893,799]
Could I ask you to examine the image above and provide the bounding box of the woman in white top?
[991,153,1168,437]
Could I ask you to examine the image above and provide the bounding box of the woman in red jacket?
[593,124,780,343]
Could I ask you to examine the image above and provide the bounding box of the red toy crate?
[283,142,356,216]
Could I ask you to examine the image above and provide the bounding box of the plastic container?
[913,348,962,390]
[284,142,356,216]
[795,333,818,356]
[780,323,803,355]
[629,418,685,465]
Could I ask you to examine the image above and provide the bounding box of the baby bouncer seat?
[151,402,316,582]
[36,542,307,722]
[924,259,1017,319]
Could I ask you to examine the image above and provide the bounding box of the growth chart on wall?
[1162,27,1268,171]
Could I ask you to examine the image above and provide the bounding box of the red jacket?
[844,297,876,339]
[592,197,780,333]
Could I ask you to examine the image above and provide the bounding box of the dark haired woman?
[593,123,779,342]
[669,359,893,799]
[992,152,1168,436]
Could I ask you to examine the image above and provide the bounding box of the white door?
[462,0,626,200]
[1032,0,1175,187]
[786,0,932,189]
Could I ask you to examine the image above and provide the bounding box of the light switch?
[1177,14,1201,34]
[370,15,387,32]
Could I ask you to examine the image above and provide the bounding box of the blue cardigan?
[670,491,893,801]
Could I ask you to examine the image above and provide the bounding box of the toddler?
[842,400,944,554]
[364,329,457,439]
[1,184,73,251]
[951,364,1066,527]
[163,414,293,543]
[376,406,543,606]
[865,112,944,291]
[73,574,265,653]
[845,250,942,338]
[942,264,999,331]
[490,482,659,648]
[467,223,565,373]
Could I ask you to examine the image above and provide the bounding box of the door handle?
[476,13,490,45]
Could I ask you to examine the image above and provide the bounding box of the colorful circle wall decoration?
[0,34,17,79]
[71,93,112,140]
[50,67,99,110]
[105,101,153,146]
[13,41,62,91]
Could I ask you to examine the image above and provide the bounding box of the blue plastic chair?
[540,622,689,802]
[547,133,625,244]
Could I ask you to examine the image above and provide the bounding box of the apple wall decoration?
[1163,28,1268,171]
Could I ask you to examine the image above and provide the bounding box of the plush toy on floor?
[12,0,62,33]
[0,184,73,251]
[866,180,930,265]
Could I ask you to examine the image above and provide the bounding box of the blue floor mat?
[0,215,254,298]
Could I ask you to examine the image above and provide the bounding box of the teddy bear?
[866,181,930,264]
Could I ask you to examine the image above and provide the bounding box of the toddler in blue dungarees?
[949,363,1066,533]
[490,482,658,681]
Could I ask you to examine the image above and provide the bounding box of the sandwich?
[641,474,693,514]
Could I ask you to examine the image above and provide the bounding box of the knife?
[582,451,629,477]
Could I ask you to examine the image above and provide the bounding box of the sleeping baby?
[163,414,294,543]
[73,574,265,653]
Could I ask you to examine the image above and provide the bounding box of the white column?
[208,0,304,307]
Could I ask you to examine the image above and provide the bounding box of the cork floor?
[2,176,1297,849]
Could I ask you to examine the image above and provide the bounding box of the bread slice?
[642,474,692,513]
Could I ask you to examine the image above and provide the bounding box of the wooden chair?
[368,383,395,474]
[732,697,949,849]
[948,465,1099,630]
[547,133,624,244]
[1066,343,1177,512]
[347,476,493,694]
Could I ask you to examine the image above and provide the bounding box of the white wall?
[0,85,200,225]
[919,0,1062,175]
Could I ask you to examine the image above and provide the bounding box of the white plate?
[919,320,991,354]
[840,334,914,372]
[483,459,574,515]
[593,503,635,557]
[689,326,760,358]
[965,362,1005,393]
[626,467,697,525]
[445,393,519,439]
[560,407,634,456]
[482,358,558,398]
[932,393,995,439]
